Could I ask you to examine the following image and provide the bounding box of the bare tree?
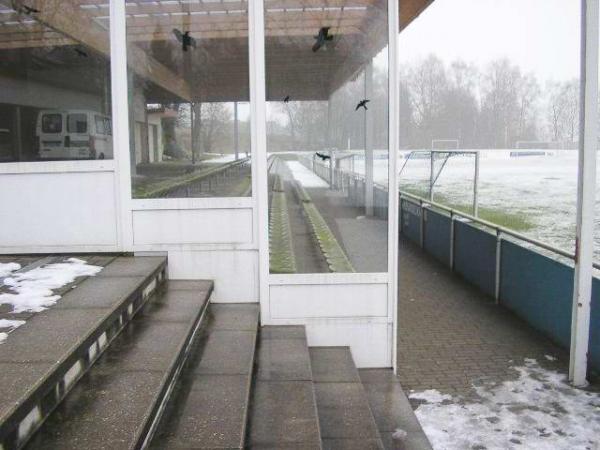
[546,79,579,144]
[200,102,231,154]
[407,54,448,147]
[480,59,521,147]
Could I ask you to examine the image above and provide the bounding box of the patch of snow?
[0,262,21,277]
[409,389,452,404]
[285,161,329,188]
[412,359,600,450]
[204,154,237,164]
[0,319,26,344]
[0,258,102,313]
[392,428,408,441]
[545,354,558,361]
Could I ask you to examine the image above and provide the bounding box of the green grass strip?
[293,181,355,273]
[400,185,535,232]
[133,157,250,198]
[269,191,297,274]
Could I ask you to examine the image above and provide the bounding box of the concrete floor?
[396,237,599,403]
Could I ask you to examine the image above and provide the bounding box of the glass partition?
[397,0,581,256]
[0,1,112,162]
[265,0,389,274]
[126,1,251,199]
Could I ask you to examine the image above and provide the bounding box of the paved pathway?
[396,237,599,402]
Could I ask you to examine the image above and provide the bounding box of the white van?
[36,110,113,160]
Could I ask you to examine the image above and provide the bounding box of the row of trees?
[400,55,579,149]
[165,55,581,157]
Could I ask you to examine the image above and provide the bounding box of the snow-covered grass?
[410,359,600,450]
[0,262,21,278]
[285,160,329,188]
[0,258,102,314]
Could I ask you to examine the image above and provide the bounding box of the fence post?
[399,195,403,235]
[495,229,502,304]
[419,200,425,249]
[449,211,455,270]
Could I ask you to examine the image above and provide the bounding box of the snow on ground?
[0,262,20,277]
[285,160,329,188]
[0,258,102,314]
[0,319,26,343]
[203,154,237,164]
[353,150,600,259]
[410,359,600,450]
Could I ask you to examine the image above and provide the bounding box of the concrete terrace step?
[309,347,384,450]
[148,304,259,449]
[247,325,322,449]
[0,256,167,450]
[25,280,213,450]
[359,369,433,450]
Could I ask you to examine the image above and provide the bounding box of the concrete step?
[247,325,322,449]
[310,347,384,450]
[23,280,213,450]
[0,256,167,450]
[359,369,433,450]
[149,303,259,449]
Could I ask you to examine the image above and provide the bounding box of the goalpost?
[399,145,480,217]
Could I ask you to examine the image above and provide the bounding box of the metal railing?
[398,190,600,305]
[301,154,600,274]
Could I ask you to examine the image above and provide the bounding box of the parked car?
[36,110,113,160]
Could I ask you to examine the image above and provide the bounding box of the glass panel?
[126,1,251,199]
[0,1,112,162]
[398,0,581,256]
[265,0,389,274]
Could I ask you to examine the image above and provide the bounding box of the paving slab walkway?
[397,237,599,402]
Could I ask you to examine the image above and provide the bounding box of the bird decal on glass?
[283,95,290,103]
[315,152,331,161]
[173,29,197,52]
[355,99,370,111]
[312,27,333,52]
[12,1,39,14]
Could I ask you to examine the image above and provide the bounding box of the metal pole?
[473,151,480,217]
[364,61,374,215]
[234,101,239,161]
[495,230,502,304]
[399,196,403,234]
[191,102,196,165]
[429,151,434,201]
[449,211,455,270]
[419,201,425,249]
[569,0,599,387]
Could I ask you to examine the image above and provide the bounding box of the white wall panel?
[304,319,391,367]
[132,208,253,245]
[269,283,387,319]
[0,171,117,249]
[167,249,258,303]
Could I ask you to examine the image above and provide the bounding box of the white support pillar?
[249,0,270,322]
[364,61,374,216]
[234,101,239,160]
[110,0,134,250]
[388,0,401,373]
[570,0,599,387]
[327,101,334,188]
